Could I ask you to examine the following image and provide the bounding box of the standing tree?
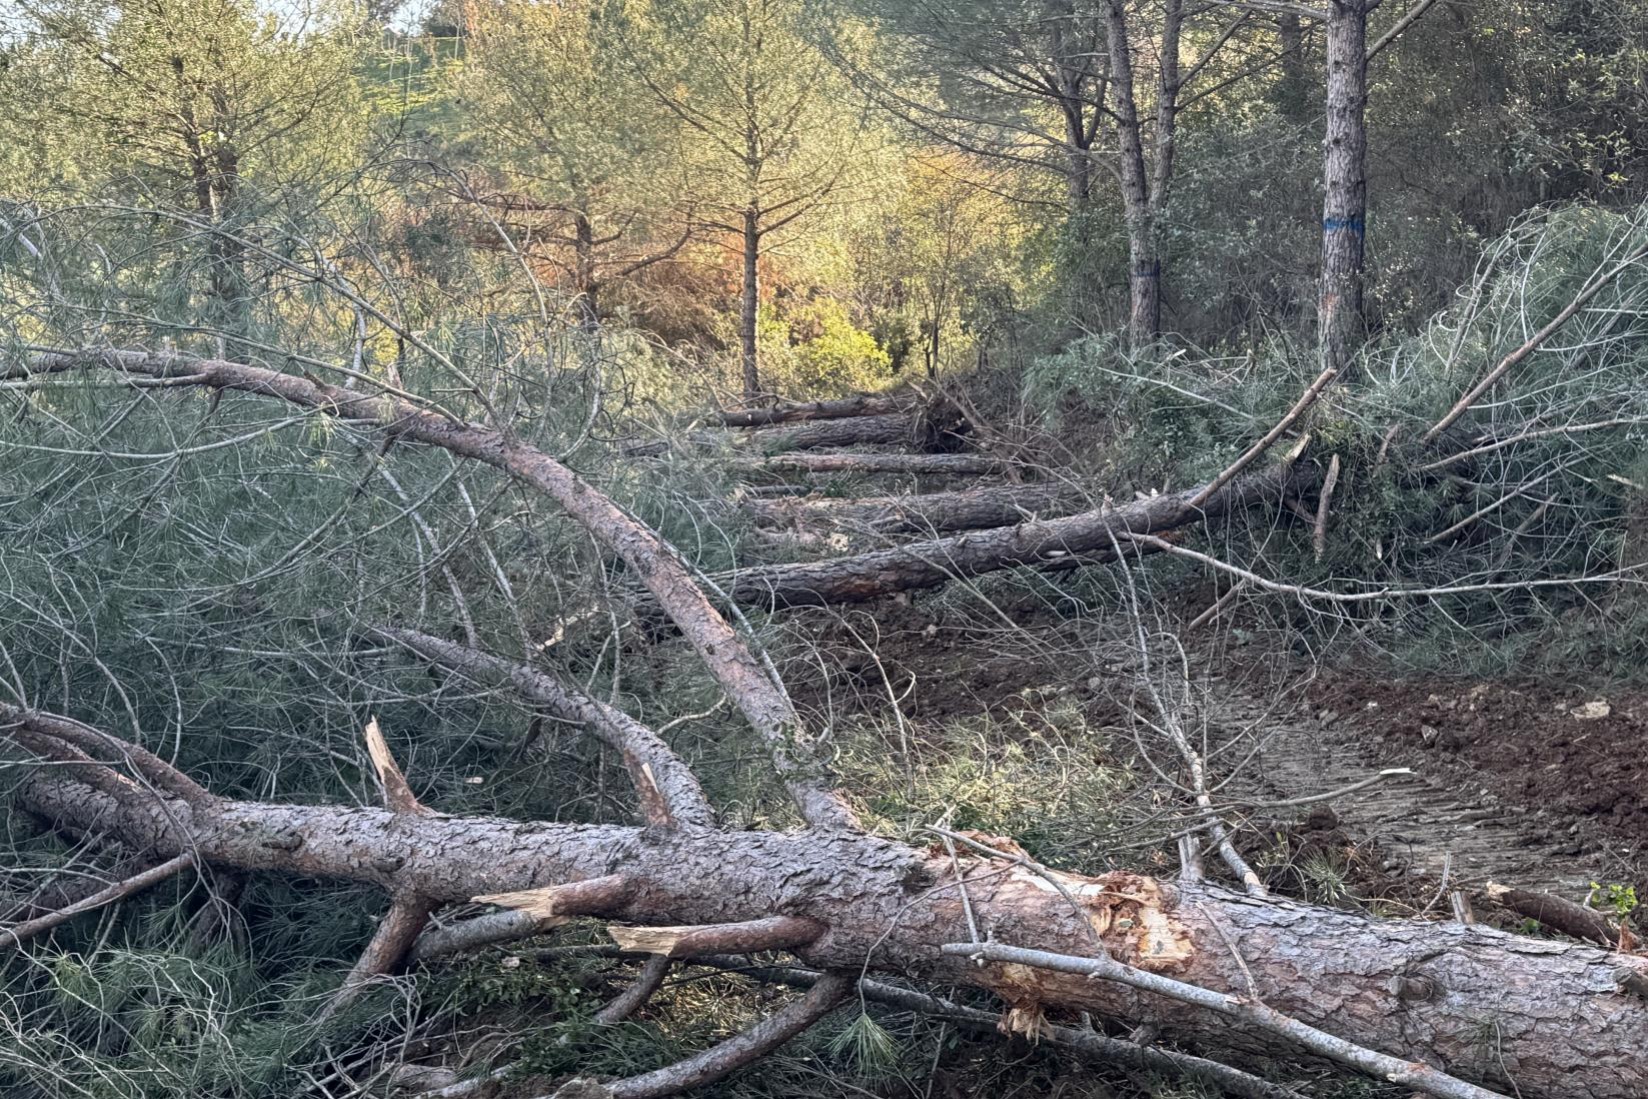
[0,0,361,344]
[860,0,1256,346]
[454,0,692,328]
[1318,0,1371,372]
[616,0,876,400]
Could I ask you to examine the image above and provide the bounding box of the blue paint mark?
[1323,216,1365,234]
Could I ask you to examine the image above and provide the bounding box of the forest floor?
[782,594,1648,927]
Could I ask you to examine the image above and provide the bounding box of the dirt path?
[787,599,1646,910]
[1214,688,1624,899]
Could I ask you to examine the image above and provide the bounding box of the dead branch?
[550,971,854,1098]
[0,852,194,950]
[1120,531,1646,602]
[0,703,210,805]
[327,897,435,1015]
[1186,578,1250,631]
[940,942,1506,1099]
[1484,883,1620,948]
[1187,368,1336,509]
[366,718,428,816]
[687,956,1309,1099]
[410,876,638,964]
[1312,454,1340,561]
[1423,240,1648,443]
[373,628,712,828]
[593,955,673,1025]
[606,916,825,958]
[1418,416,1648,472]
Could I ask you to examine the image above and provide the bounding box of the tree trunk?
[1320,0,1369,372]
[745,412,925,453]
[740,208,761,401]
[723,465,1309,609]
[1104,0,1162,346]
[18,773,1647,1099]
[745,482,1084,535]
[573,208,600,331]
[738,452,1008,476]
[715,393,910,427]
[1274,14,1310,123]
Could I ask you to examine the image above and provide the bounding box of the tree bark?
[741,452,1009,476]
[721,465,1308,609]
[740,208,761,401]
[1274,14,1310,122]
[1105,0,1162,347]
[573,208,601,331]
[1320,0,1369,372]
[744,412,924,453]
[715,394,910,427]
[744,482,1084,535]
[17,773,1646,1099]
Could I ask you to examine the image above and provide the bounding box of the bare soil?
[783,596,1648,918]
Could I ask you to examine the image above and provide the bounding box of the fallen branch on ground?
[743,481,1084,534]
[738,451,1009,476]
[10,710,1646,1099]
[714,465,1311,609]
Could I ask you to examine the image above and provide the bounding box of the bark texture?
[745,482,1085,535]
[17,774,1646,1099]
[722,465,1308,609]
[740,209,761,401]
[1320,0,1369,371]
[715,394,909,427]
[740,452,1008,476]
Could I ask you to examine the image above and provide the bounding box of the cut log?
[721,465,1308,609]
[17,764,1646,1099]
[745,413,921,453]
[745,482,1084,535]
[714,394,909,427]
[744,399,966,454]
[741,452,1008,476]
[1484,882,1621,948]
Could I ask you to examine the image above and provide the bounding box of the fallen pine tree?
[743,480,1086,534]
[8,343,1646,1099]
[6,707,1646,1099]
[737,450,1010,475]
[712,393,912,427]
[719,465,1313,608]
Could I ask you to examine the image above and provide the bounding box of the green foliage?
[839,692,1129,867]
[1590,882,1640,919]
[757,299,894,397]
